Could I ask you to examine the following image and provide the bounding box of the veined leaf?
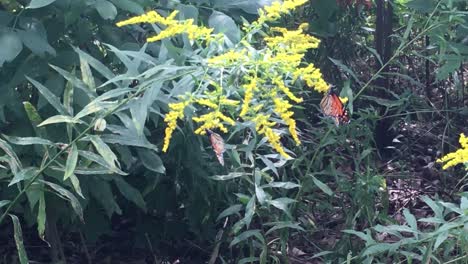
[42,180,84,222]
[27,0,57,9]
[210,172,247,181]
[9,167,38,186]
[37,192,46,240]
[137,148,165,174]
[26,76,67,115]
[229,229,263,247]
[88,135,119,169]
[217,204,243,221]
[9,214,29,264]
[64,143,78,180]
[2,134,54,146]
[114,177,147,212]
[38,115,83,127]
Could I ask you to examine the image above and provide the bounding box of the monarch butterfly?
[320,89,350,126]
[206,129,225,165]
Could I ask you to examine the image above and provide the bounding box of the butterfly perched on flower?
[320,88,350,126]
[206,129,225,165]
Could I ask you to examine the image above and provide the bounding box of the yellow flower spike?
[240,75,259,117]
[219,98,240,106]
[162,100,191,152]
[265,25,320,54]
[252,114,291,158]
[116,10,177,27]
[196,98,218,109]
[207,50,247,66]
[437,133,468,170]
[273,98,300,145]
[339,97,349,104]
[273,77,303,103]
[293,64,330,93]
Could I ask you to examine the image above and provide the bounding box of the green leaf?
[311,176,333,196]
[95,0,117,20]
[229,229,262,247]
[216,204,243,221]
[68,174,84,198]
[78,150,127,175]
[244,196,256,228]
[109,0,144,14]
[23,102,46,138]
[0,200,11,208]
[114,177,147,212]
[79,52,96,90]
[0,31,23,66]
[433,231,448,251]
[265,222,305,235]
[263,182,301,189]
[26,76,68,115]
[137,148,165,174]
[17,29,56,56]
[9,214,29,264]
[71,47,115,80]
[255,184,267,205]
[38,115,83,127]
[27,0,57,9]
[64,143,78,180]
[0,138,22,171]
[209,11,240,44]
[88,178,122,217]
[403,208,418,231]
[9,167,38,186]
[210,172,247,181]
[267,198,295,217]
[2,134,54,146]
[88,135,119,169]
[405,0,436,12]
[42,180,84,222]
[37,192,46,240]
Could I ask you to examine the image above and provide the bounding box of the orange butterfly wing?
[320,90,350,126]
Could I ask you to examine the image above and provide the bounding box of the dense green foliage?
[0,0,467,263]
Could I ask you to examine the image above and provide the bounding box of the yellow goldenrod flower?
[265,24,320,54]
[196,98,218,109]
[253,114,291,158]
[163,100,191,152]
[254,0,308,26]
[437,133,468,170]
[293,64,330,93]
[273,98,300,145]
[117,10,213,43]
[240,75,259,117]
[339,97,349,104]
[207,50,247,66]
[193,111,234,135]
[116,10,178,27]
[219,98,240,106]
[273,77,303,103]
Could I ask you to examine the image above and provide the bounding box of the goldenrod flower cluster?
[437,133,468,170]
[253,114,291,159]
[116,10,213,42]
[265,24,320,54]
[273,97,300,145]
[162,100,191,152]
[254,0,309,26]
[118,0,333,158]
[293,64,330,93]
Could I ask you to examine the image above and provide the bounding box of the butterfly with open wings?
[320,89,350,126]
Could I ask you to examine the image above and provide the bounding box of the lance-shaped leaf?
[42,180,84,222]
[2,134,54,146]
[9,214,30,264]
[64,143,78,180]
[26,76,68,115]
[38,115,84,127]
[88,135,119,169]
